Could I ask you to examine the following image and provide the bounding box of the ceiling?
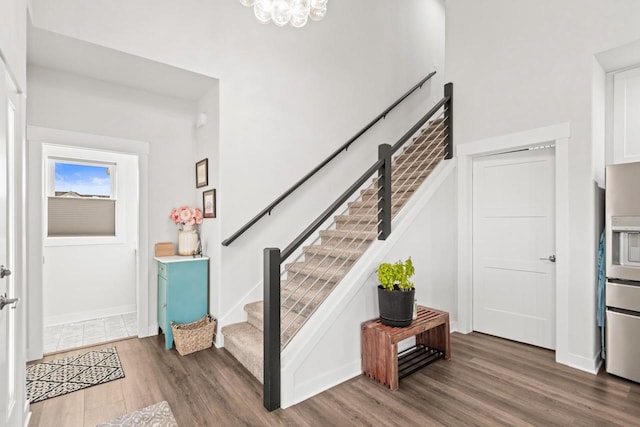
[27,26,217,101]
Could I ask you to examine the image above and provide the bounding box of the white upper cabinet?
[614,67,640,164]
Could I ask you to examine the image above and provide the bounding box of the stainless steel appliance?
[605,162,640,383]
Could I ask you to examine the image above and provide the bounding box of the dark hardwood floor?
[29,332,640,426]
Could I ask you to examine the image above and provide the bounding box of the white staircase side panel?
[281,158,458,408]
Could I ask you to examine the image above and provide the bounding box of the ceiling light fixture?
[239,0,328,28]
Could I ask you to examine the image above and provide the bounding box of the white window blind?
[47,197,116,237]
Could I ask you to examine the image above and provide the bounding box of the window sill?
[44,235,127,247]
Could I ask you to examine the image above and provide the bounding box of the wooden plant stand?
[361,305,451,390]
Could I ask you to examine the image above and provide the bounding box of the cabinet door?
[614,67,640,164]
[166,260,208,324]
[158,274,167,332]
[607,310,640,383]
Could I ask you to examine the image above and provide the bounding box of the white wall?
[44,246,136,324]
[384,171,458,322]
[446,0,640,369]
[27,65,199,335]
[0,0,27,90]
[41,145,138,325]
[30,0,447,328]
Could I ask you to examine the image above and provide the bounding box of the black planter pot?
[377,285,415,327]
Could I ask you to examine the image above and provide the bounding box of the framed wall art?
[203,189,216,218]
[196,158,209,188]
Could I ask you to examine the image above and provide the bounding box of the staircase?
[221,118,447,383]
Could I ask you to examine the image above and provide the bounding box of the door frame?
[457,122,571,363]
[26,126,150,361]
[1,59,28,427]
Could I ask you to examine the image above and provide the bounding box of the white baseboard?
[449,320,459,333]
[556,351,601,374]
[594,358,603,374]
[44,304,136,326]
[142,323,159,338]
[214,334,225,348]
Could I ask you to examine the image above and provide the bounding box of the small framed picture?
[203,189,216,218]
[196,158,209,188]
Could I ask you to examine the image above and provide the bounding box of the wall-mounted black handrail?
[221,71,437,247]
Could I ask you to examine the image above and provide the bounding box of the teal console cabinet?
[155,256,209,350]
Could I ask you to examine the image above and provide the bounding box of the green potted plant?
[377,258,415,327]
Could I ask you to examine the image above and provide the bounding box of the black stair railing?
[263,83,453,411]
[222,71,437,247]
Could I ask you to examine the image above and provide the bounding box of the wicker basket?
[170,315,216,356]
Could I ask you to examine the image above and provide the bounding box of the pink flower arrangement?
[169,206,203,227]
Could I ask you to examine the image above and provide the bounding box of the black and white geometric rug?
[97,401,178,427]
[26,347,125,403]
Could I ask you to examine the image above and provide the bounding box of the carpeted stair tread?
[400,134,445,150]
[311,238,371,251]
[405,135,445,154]
[281,276,336,311]
[244,301,307,334]
[303,241,368,261]
[395,149,444,165]
[335,222,377,233]
[395,148,446,168]
[221,322,264,383]
[319,229,377,244]
[369,179,421,191]
[333,215,379,233]
[360,184,419,200]
[411,131,445,143]
[285,258,352,283]
[408,130,445,146]
[244,301,309,342]
[397,144,445,159]
[348,193,412,213]
[348,192,411,207]
[391,165,436,181]
[335,213,377,224]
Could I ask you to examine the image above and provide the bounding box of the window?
[47,159,117,237]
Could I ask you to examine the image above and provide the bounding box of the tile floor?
[43,312,137,354]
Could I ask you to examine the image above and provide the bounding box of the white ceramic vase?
[178,224,199,256]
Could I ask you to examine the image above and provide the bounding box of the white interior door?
[0,59,23,427]
[472,147,556,349]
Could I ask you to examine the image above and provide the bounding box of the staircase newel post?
[263,247,281,411]
[444,82,453,160]
[378,143,392,240]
